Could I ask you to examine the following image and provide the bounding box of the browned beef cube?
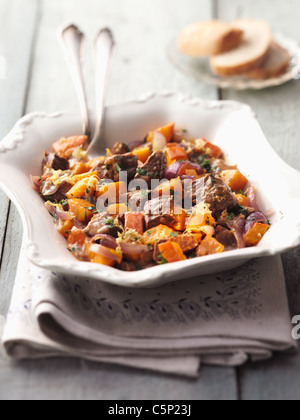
[84,212,122,238]
[111,142,130,155]
[94,153,138,182]
[143,196,177,230]
[190,174,238,218]
[42,152,69,174]
[135,151,167,188]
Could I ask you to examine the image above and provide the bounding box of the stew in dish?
[31,123,270,271]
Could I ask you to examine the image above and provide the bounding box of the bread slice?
[177,20,244,57]
[210,19,272,76]
[246,41,290,79]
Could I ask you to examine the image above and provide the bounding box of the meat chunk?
[153,234,199,263]
[42,152,69,174]
[41,180,72,203]
[84,212,122,238]
[135,151,167,188]
[214,226,237,250]
[190,174,237,218]
[125,189,150,211]
[94,153,138,182]
[111,142,130,155]
[143,196,177,230]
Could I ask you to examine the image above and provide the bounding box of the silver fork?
[57,24,115,156]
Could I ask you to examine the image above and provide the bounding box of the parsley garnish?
[157,254,168,265]
[136,168,147,176]
[170,232,178,237]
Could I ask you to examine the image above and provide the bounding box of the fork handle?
[58,24,91,139]
[88,28,115,154]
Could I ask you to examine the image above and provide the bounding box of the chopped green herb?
[115,163,122,173]
[106,164,111,171]
[136,168,147,176]
[170,232,179,238]
[157,254,168,265]
[105,218,115,226]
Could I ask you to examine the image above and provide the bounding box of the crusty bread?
[246,41,290,80]
[177,20,244,57]
[210,19,273,76]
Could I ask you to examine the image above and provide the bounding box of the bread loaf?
[210,19,272,76]
[177,20,244,57]
[246,41,290,80]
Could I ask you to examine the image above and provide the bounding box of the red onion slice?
[244,212,267,234]
[92,234,117,250]
[246,186,261,212]
[89,244,121,262]
[129,140,145,151]
[165,161,203,180]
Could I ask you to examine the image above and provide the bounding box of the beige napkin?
[1,244,297,378]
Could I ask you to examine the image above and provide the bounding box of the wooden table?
[0,0,299,400]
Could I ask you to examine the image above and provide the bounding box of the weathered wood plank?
[0,0,39,264]
[0,0,239,401]
[217,0,300,400]
[0,0,40,312]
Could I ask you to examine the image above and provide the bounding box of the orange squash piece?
[221,170,248,192]
[107,203,129,217]
[147,122,175,143]
[244,223,269,246]
[132,146,151,164]
[57,219,74,239]
[186,203,216,232]
[142,224,175,246]
[166,146,187,167]
[68,227,88,246]
[234,193,249,207]
[96,181,127,202]
[67,176,99,199]
[125,212,145,235]
[52,135,88,159]
[196,236,225,256]
[68,198,96,223]
[158,241,187,263]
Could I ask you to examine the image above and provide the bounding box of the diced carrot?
[196,236,225,256]
[132,146,151,164]
[234,193,249,207]
[96,181,128,202]
[68,226,87,246]
[125,212,145,235]
[158,241,187,263]
[221,170,248,192]
[147,122,175,143]
[52,135,88,159]
[67,176,99,199]
[107,203,129,217]
[142,225,175,246]
[244,223,269,246]
[57,219,74,239]
[166,147,187,167]
[68,198,95,223]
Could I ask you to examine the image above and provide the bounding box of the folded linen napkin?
[1,245,297,378]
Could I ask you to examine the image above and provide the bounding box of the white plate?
[0,92,299,288]
[168,33,300,90]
